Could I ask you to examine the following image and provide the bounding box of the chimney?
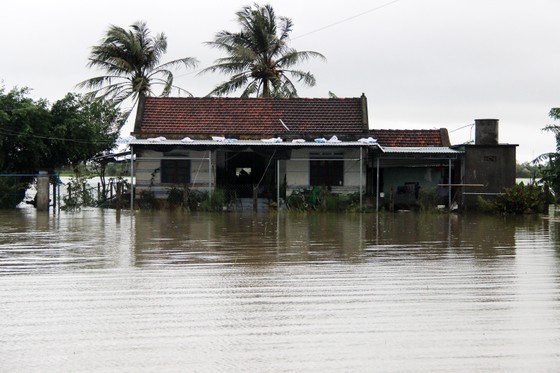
[360,93,369,131]
[474,119,499,145]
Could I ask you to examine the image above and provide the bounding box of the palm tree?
[201,3,325,98]
[77,21,198,111]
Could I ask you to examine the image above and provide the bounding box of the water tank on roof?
[475,119,499,145]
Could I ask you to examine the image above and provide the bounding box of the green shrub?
[138,190,159,210]
[167,187,184,208]
[0,177,29,209]
[198,189,227,211]
[478,183,547,214]
[286,190,308,210]
[418,188,441,212]
[322,192,340,211]
[186,190,207,210]
[62,173,96,210]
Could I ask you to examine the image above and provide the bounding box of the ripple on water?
[0,209,560,372]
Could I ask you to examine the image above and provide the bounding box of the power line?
[449,123,474,133]
[174,0,404,79]
[292,0,403,40]
[0,126,113,144]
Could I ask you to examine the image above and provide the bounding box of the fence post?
[253,185,258,212]
[51,178,57,212]
[36,171,50,212]
[116,181,122,211]
[183,183,190,211]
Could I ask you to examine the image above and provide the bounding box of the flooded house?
[128,95,515,211]
[369,128,461,210]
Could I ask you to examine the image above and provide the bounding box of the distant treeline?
[516,162,540,179]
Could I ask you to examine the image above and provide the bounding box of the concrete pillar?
[36,171,50,212]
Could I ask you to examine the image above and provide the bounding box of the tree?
[0,87,51,173]
[0,87,124,208]
[50,93,123,169]
[516,161,540,179]
[534,108,560,200]
[77,21,198,115]
[202,3,326,98]
[0,87,52,207]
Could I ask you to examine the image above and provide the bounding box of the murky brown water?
[1,207,560,372]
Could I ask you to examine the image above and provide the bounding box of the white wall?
[285,148,365,195]
[134,149,213,198]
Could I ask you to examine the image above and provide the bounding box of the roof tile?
[133,97,450,148]
[371,129,449,147]
[135,96,367,140]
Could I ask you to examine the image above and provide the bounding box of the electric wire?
[2,1,404,144]
[174,0,403,79]
[0,126,112,144]
[449,123,474,133]
[292,0,403,40]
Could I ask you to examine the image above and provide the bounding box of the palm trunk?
[262,81,270,98]
[132,94,147,134]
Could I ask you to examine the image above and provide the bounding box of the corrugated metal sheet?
[129,139,382,149]
[382,147,463,155]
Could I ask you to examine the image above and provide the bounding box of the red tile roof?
[133,96,368,140]
[370,129,450,147]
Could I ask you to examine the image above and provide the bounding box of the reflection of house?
[128,95,516,211]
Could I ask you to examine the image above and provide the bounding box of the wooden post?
[253,185,258,212]
[183,183,190,211]
[51,178,57,212]
[116,181,122,211]
[36,171,49,212]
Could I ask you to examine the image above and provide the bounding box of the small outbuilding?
[455,119,518,210]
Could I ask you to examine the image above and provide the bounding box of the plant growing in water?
[478,182,547,214]
[62,171,96,210]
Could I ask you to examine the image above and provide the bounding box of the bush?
[199,189,227,211]
[0,177,29,209]
[167,187,185,209]
[61,173,96,210]
[286,189,362,212]
[286,190,308,210]
[478,183,547,214]
[138,190,159,210]
[417,188,441,212]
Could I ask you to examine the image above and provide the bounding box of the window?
[161,159,190,184]
[309,153,344,186]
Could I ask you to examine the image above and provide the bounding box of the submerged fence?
[0,174,129,211]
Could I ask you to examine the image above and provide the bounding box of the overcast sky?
[2,0,558,162]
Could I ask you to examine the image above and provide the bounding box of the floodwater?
[1,207,560,372]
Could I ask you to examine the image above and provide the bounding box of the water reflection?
[1,208,560,372]
[1,208,554,271]
[0,208,135,274]
[131,212,363,267]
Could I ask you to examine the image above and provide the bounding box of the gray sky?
[2,0,558,162]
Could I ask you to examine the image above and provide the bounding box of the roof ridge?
[144,96,363,101]
[373,128,441,131]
